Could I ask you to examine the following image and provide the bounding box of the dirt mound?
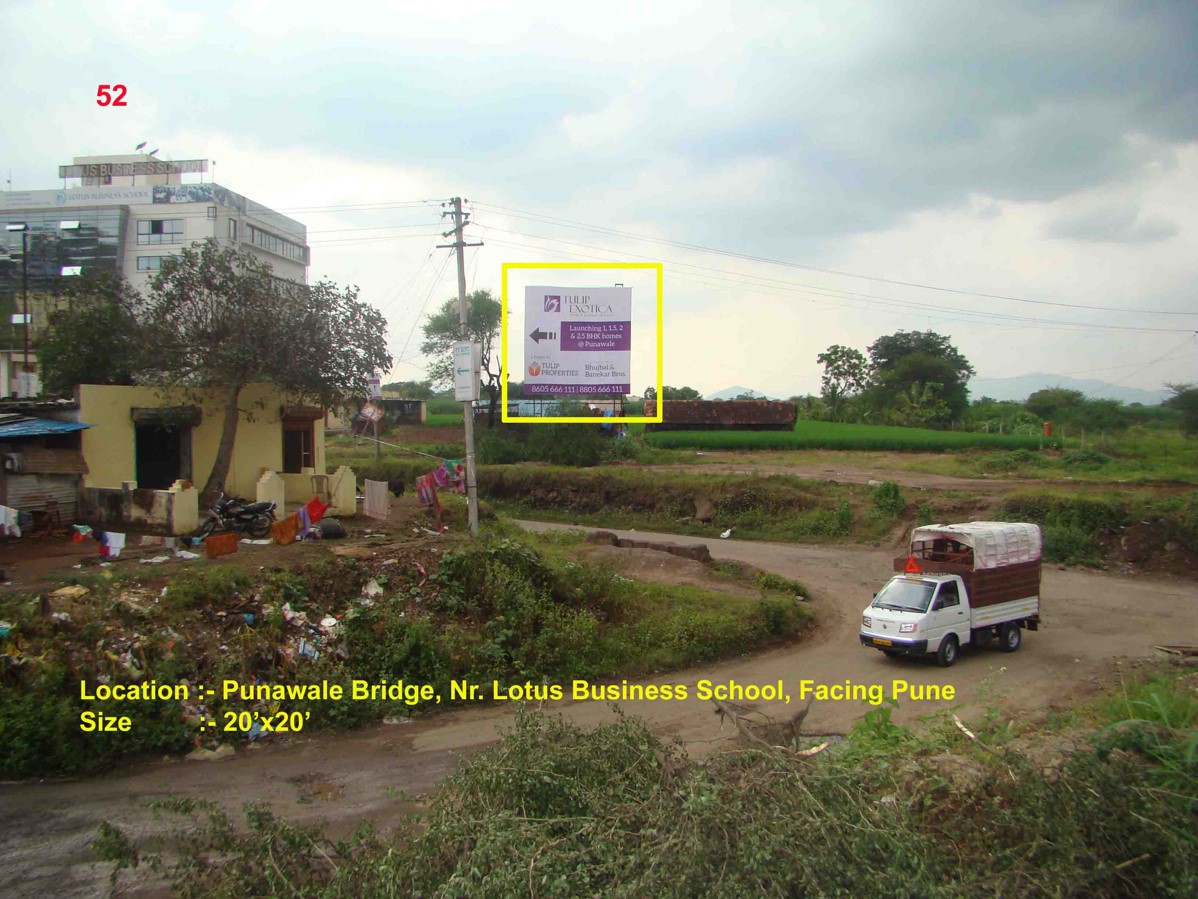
[577,544,758,596]
[1100,522,1198,578]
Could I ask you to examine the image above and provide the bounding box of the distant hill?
[704,385,780,401]
[970,374,1168,406]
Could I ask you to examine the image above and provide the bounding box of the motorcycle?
[194,493,277,539]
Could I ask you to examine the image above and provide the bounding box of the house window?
[283,421,314,473]
[136,219,184,245]
[228,219,238,240]
[136,255,177,271]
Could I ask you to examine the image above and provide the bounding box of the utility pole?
[438,198,483,535]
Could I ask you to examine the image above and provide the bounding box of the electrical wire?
[472,201,1195,317]
[480,234,1187,334]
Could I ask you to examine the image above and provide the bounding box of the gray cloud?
[1046,202,1179,243]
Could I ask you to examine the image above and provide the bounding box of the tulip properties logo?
[544,295,561,312]
[528,363,542,376]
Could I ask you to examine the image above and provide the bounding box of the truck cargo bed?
[892,557,1041,608]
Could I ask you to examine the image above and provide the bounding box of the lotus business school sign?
[524,286,631,396]
[58,159,208,178]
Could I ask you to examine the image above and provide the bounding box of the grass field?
[645,420,1064,452]
[425,411,463,427]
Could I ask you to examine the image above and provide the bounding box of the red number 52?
[96,85,128,107]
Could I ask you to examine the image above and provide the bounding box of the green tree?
[38,271,142,395]
[381,379,436,399]
[816,345,871,400]
[1026,388,1086,421]
[662,386,702,400]
[142,239,391,504]
[1164,383,1198,436]
[421,289,503,427]
[867,331,975,423]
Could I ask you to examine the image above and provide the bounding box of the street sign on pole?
[367,372,382,399]
[453,341,480,401]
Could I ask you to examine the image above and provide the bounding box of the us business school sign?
[58,159,209,178]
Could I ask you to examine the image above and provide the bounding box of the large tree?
[816,345,871,398]
[1165,383,1198,436]
[867,330,975,422]
[39,271,143,395]
[142,239,391,504]
[420,289,503,427]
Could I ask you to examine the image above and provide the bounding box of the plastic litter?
[186,744,235,762]
[297,638,320,661]
[175,550,201,560]
[140,555,172,565]
[0,621,11,639]
[51,585,90,600]
[239,539,272,545]
[362,579,383,597]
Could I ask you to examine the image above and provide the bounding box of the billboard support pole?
[441,198,484,536]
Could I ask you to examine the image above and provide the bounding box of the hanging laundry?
[415,474,442,515]
[432,465,451,489]
[305,495,329,526]
[0,505,21,538]
[104,532,126,559]
[363,479,390,521]
[72,524,93,543]
[271,513,300,545]
[443,458,467,494]
[297,505,312,538]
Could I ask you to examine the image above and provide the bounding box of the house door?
[283,420,315,473]
[135,423,190,490]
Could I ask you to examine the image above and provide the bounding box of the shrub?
[872,481,905,517]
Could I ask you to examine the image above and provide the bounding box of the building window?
[136,255,177,271]
[248,224,308,264]
[136,219,184,245]
[228,219,238,240]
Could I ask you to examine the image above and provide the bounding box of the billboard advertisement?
[523,285,631,396]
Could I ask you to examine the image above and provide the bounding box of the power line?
[1109,333,1198,386]
[479,232,1190,334]
[472,201,1194,317]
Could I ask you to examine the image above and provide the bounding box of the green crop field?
[425,412,463,427]
[644,420,1064,452]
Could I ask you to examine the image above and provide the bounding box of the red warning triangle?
[904,555,922,574]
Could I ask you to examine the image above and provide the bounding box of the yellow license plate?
[873,638,893,647]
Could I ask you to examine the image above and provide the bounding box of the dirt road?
[2,523,1195,897]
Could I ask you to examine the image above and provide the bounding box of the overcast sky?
[2,0,1195,398]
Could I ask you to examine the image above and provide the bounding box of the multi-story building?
[0,153,309,397]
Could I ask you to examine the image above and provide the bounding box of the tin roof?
[0,417,91,438]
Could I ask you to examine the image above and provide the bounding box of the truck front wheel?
[999,622,1022,652]
[936,634,959,668]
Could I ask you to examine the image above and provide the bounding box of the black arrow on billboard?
[529,328,557,343]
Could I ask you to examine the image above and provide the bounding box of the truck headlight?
[899,623,917,633]
[862,615,871,627]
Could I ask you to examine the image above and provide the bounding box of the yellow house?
[77,383,328,502]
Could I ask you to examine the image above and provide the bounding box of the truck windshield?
[872,578,935,613]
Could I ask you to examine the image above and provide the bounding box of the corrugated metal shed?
[0,418,91,438]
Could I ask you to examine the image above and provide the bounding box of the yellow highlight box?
[501,262,663,424]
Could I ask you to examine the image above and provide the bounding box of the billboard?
[523,286,632,396]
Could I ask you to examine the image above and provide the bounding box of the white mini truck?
[860,522,1042,667]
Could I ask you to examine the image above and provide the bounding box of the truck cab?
[860,521,1042,667]
[860,574,971,666]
